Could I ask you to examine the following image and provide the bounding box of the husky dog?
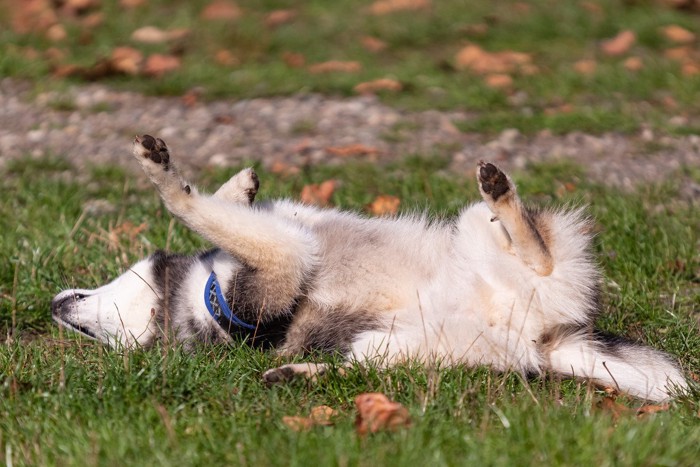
[52,135,688,402]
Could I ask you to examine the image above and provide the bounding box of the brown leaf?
[368,195,400,216]
[636,404,670,418]
[573,59,597,75]
[282,52,306,68]
[325,144,380,157]
[661,25,695,44]
[11,0,57,34]
[265,9,297,28]
[354,78,402,95]
[455,44,532,75]
[282,416,314,431]
[300,180,337,206]
[131,26,190,44]
[484,73,513,89]
[81,12,104,28]
[143,54,181,77]
[623,56,643,71]
[201,0,242,21]
[308,61,362,74]
[355,393,411,435]
[309,405,338,426]
[46,24,68,42]
[600,30,636,56]
[109,221,148,246]
[595,396,631,422]
[664,46,693,62]
[368,0,431,15]
[215,49,240,67]
[110,46,143,75]
[361,36,388,53]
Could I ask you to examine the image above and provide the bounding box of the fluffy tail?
[543,329,687,402]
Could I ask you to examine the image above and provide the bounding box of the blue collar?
[204,272,257,333]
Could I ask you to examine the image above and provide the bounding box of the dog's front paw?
[134,134,170,169]
[262,362,329,385]
[132,135,192,196]
[262,365,298,385]
[214,168,259,205]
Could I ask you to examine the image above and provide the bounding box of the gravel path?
[1,78,699,195]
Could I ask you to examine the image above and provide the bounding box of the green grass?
[3,0,700,134]
[1,157,699,465]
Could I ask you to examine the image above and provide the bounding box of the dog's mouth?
[53,316,99,341]
[51,292,100,341]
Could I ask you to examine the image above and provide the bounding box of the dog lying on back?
[52,135,688,401]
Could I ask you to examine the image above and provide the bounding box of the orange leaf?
[215,49,239,67]
[600,30,636,56]
[484,73,513,89]
[455,44,532,75]
[308,61,362,74]
[636,404,670,417]
[595,396,631,422]
[282,416,313,431]
[368,195,400,216]
[661,25,695,44]
[573,59,597,75]
[325,144,379,157]
[201,0,242,21]
[300,180,337,206]
[110,46,143,75]
[11,0,57,34]
[354,78,402,95]
[265,9,297,28]
[361,36,388,53]
[131,26,190,44]
[368,0,431,15]
[623,56,643,71]
[355,393,411,435]
[143,54,181,77]
[309,405,338,426]
[282,52,306,68]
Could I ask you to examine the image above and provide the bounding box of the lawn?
[2,0,700,134]
[1,156,698,465]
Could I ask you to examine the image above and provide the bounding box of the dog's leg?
[132,135,317,316]
[213,168,259,205]
[262,363,331,384]
[477,161,553,276]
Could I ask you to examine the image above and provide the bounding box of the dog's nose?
[51,292,86,316]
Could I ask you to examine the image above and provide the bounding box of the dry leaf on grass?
[595,396,631,422]
[282,405,338,431]
[108,221,148,247]
[368,195,400,216]
[265,9,297,28]
[300,180,337,206]
[661,25,695,44]
[455,44,532,75]
[636,404,670,418]
[368,0,431,15]
[484,73,513,89]
[215,49,239,67]
[354,78,402,95]
[355,393,411,435]
[325,144,380,157]
[573,59,597,75]
[361,36,388,53]
[11,0,58,34]
[600,30,636,56]
[308,61,362,74]
[110,46,144,75]
[623,56,644,71]
[201,0,242,21]
[282,52,306,68]
[46,24,68,42]
[143,54,181,77]
[131,26,190,44]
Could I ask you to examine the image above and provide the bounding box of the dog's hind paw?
[132,135,192,197]
[134,134,170,169]
[478,161,512,202]
[262,363,330,385]
[214,168,260,205]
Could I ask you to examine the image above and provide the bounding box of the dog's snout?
[51,292,87,316]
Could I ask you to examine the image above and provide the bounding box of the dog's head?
[52,257,160,348]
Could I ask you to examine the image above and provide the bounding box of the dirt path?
[1,78,698,195]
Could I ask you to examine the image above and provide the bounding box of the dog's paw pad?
[478,161,511,201]
[245,170,259,203]
[135,134,170,169]
[262,365,297,385]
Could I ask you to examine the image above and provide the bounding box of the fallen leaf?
[595,396,631,422]
[282,416,314,431]
[109,221,148,246]
[325,144,379,157]
[661,25,695,44]
[581,1,604,17]
[369,0,431,15]
[455,44,532,75]
[682,62,700,75]
[131,26,190,44]
[282,51,306,68]
[265,9,297,28]
[623,56,643,71]
[462,23,489,37]
[600,30,636,56]
[269,160,301,176]
[354,78,402,95]
[361,36,388,53]
[46,23,67,42]
[110,46,143,75]
[201,0,242,21]
[664,46,693,62]
[636,404,670,417]
[573,59,597,75]
[368,195,400,216]
[484,73,513,89]
[300,180,337,206]
[11,0,57,34]
[143,54,181,77]
[81,12,104,28]
[355,393,411,435]
[215,49,239,67]
[308,61,362,74]
[309,405,338,426]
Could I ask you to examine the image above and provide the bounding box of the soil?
[1,78,698,197]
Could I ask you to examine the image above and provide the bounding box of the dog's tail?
[542,327,687,401]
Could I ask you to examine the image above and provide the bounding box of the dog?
[51,134,688,402]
